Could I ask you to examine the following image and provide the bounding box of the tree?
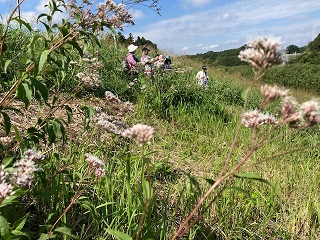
[117,32,126,44]
[286,44,300,54]
[126,33,134,44]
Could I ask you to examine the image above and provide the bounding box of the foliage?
[0,2,320,240]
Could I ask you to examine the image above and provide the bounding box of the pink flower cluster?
[0,136,12,146]
[0,166,14,204]
[11,149,44,188]
[85,153,106,179]
[122,124,154,146]
[238,37,283,69]
[243,83,320,129]
[241,110,277,128]
[66,0,134,31]
[76,57,103,88]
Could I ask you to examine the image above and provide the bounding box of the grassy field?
[1,7,320,238]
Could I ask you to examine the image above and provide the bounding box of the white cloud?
[201,44,218,50]
[130,9,144,19]
[222,13,229,20]
[130,0,320,54]
[224,40,239,44]
[181,0,212,7]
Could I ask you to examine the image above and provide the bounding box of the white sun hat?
[128,44,138,53]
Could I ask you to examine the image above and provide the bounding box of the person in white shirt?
[196,65,209,86]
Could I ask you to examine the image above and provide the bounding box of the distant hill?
[187,33,320,66]
[186,46,247,67]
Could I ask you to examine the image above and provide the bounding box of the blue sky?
[1,0,320,55]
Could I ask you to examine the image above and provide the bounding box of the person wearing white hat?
[196,65,209,86]
[125,44,139,76]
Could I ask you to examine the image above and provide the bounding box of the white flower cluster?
[76,57,103,88]
[0,136,12,146]
[96,115,128,135]
[241,110,277,128]
[66,0,134,31]
[0,166,14,204]
[105,91,121,104]
[239,36,283,69]
[85,153,106,179]
[122,124,154,146]
[10,149,44,188]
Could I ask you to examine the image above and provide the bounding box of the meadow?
[1,1,320,239]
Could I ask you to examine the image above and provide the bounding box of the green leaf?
[95,202,116,209]
[142,178,152,200]
[223,186,250,196]
[104,229,132,240]
[38,233,57,240]
[203,177,215,185]
[64,105,73,124]
[37,13,50,22]
[11,17,32,31]
[0,216,11,240]
[241,87,251,101]
[54,227,78,239]
[66,40,83,57]
[2,157,14,167]
[4,60,11,73]
[0,189,28,208]
[17,83,32,108]
[31,78,48,102]
[11,229,30,239]
[38,50,50,73]
[234,172,276,190]
[13,213,29,231]
[1,111,11,135]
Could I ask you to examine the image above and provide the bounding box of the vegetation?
[0,1,320,240]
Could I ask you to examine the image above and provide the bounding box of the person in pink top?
[140,46,158,79]
[126,44,140,78]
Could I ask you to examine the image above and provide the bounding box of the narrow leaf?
[11,17,32,31]
[38,50,50,73]
[241,87,251,101]
[17,83,32,108]
[4,60,11,73]
[105,229,132,240]
[31,78,48,102]
[0,216,11,240]
[1,111,11,134]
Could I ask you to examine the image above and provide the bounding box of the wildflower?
[241,110,277,128]
[105,91,121,103]
[10,149,43,187]
[0,181,14,204]
[96,114,128,135]
[261,85,289,102]
[0,165,16,203]
[300,100,320,126]
[0,136,12,146]
[85,153,106,179]
[239,36,283,69]
[122,124,154,146]
[280,96,302,126]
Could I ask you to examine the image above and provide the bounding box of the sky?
[1,0,320,55]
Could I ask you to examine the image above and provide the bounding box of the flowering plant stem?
[135,146,152,240]
[171,68,268,240]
